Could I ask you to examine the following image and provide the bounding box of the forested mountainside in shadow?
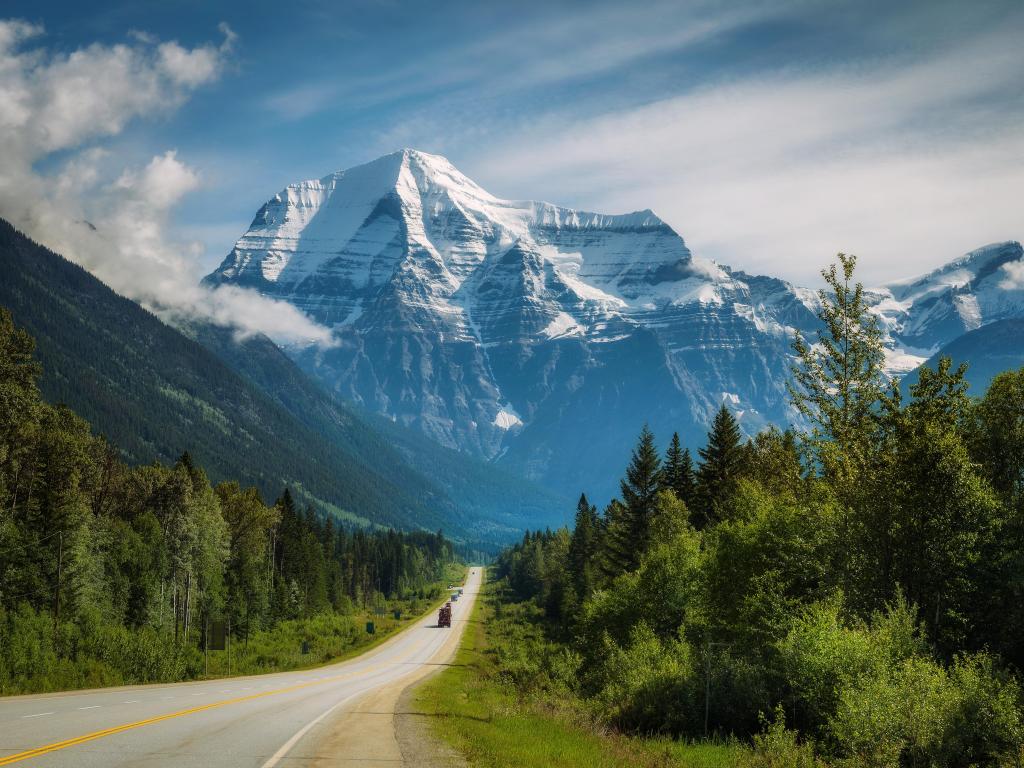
[189,323,568,541]
[0,219,565,539]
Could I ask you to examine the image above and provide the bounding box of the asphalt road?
[0,568,482,767]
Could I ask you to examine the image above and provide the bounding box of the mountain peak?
[312,148,491,202]
[886,240,1024,303]
[208,150,692,295]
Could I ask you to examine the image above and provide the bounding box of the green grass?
[413,573,748,768]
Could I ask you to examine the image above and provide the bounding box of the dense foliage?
[496,254,1024,766]
[0,307,457,693]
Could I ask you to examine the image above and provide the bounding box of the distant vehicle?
[438,603,452,628]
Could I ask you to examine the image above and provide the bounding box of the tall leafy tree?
[744,427,804,500]
[854,358,999,653]
[972,367,1024,504]
[695,405,744,528]
[788,253,885,484]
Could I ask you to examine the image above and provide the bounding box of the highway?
[0,568,482,767]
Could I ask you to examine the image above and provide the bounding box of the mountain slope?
[206,149,822,502]
[189,323,568,537]
[902,318,1024,397]
[871,241,1024,373]
[0,218,561,536]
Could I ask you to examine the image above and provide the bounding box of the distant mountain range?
[205,149,1023,503]
[0,218,566,543]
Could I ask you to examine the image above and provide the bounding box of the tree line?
[0,307,456,691]
[496,254,1024,765]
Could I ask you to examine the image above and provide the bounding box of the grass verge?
[0,564,467,695]
[412,572,747,768]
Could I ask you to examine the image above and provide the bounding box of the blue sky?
[1,0,1022,301]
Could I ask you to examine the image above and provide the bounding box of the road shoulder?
[395,674,468,768]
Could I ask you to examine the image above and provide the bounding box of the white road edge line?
[260,690,363,768]
[22,712,53,718]
[78,705,101,710]
[123,700,139,704]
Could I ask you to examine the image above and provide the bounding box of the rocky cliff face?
[205,149,1021,502]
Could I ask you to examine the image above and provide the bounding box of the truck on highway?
[438,603,452,628]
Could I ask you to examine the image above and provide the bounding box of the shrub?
[745,707,821,768]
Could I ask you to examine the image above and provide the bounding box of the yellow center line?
[0,661,386,766]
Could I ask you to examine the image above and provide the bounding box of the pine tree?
[601,499,632,579]
[568,493,600,602]
[695,405,744,528]
[604,426,662,575]
[661,432,696,508]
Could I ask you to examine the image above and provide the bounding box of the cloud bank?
[0,20,333,346]
[466,21,1024,286]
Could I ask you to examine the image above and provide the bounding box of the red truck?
[438,603,452,628]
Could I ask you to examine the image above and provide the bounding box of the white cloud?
[465,23,1024,287]
[0,19,334,347]
[115,150,201,209]
[1000,261,1024,291]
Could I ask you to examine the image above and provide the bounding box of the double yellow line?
[0,672,353,765]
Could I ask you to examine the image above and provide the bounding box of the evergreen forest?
[494,254,1024,765]
[0,307,458,694]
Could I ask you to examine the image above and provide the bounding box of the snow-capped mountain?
[205,149,1020,502]
[869,241,1024,373]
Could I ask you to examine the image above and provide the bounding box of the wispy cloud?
[0,19,334,346]
[461,19,1024,286]
[260,0,776,121]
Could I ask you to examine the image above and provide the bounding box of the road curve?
[0,568,482,767]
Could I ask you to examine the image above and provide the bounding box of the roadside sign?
[210,620,227,650]
[366,621,375,634]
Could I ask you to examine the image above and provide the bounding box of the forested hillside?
[907,317,1024,397]
[0,307,458,693]
[190,323,568,540]
[488,255,1024,765]
[0,218,564,538]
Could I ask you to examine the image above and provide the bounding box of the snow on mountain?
[870,241,1024,370]
[206,149,1018,503]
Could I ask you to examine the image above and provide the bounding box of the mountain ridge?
[206,149,1022,503]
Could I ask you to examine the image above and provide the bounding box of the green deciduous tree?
[789,253,885,485]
